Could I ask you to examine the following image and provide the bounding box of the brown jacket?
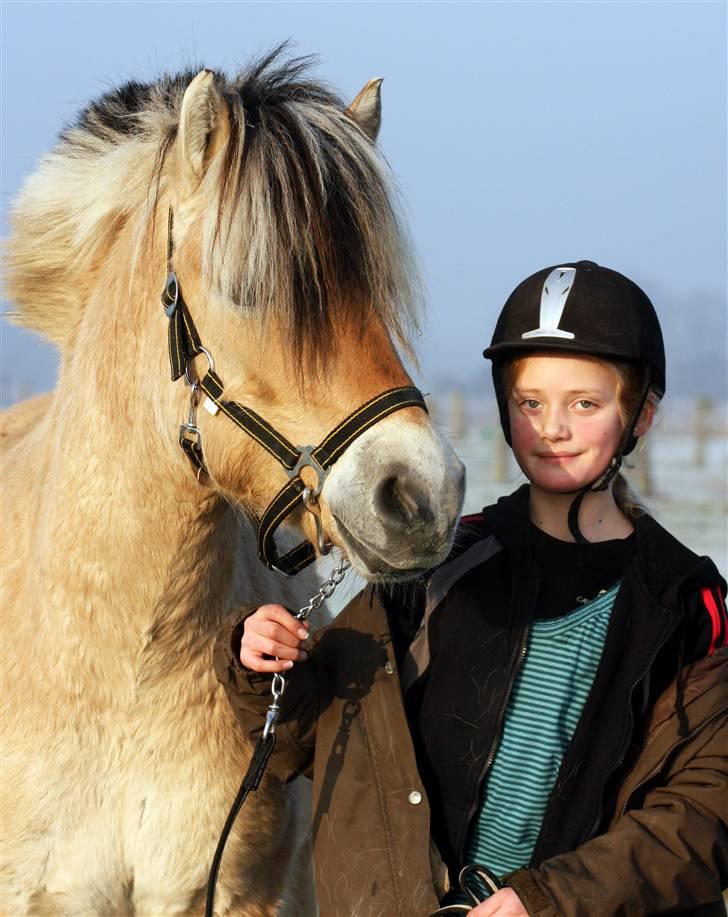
[213,590,728,917]
[214,589,446,916]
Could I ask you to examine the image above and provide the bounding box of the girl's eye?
[522,399,541,410]
[576,399,596,410]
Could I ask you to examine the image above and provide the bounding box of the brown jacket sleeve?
[506,711,728,916]
[212,606,321,783]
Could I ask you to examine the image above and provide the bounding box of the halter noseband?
[161,215,427,576]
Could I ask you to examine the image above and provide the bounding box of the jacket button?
[408,790,422,805]
[385,661,394,675]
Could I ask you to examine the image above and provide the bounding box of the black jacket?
[385,485,725,880]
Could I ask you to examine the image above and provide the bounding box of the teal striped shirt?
[463,583,619,878]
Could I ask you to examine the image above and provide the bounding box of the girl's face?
[507,354,625,494]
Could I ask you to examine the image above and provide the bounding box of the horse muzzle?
[324,424,466,580]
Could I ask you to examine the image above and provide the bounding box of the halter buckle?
[178,383,208,480]
[286,446,329,498]
[179,423,201,443]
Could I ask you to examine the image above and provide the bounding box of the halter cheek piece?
[161,212,427,576]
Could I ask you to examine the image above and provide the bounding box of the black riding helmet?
[483,260,666,541]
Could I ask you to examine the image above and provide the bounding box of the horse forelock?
[206,49,421,367]
[6,46,421,364]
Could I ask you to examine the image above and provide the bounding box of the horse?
[1,49,465,915]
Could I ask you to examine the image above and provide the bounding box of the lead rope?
[430,863,504,914]
[205,557,351,917]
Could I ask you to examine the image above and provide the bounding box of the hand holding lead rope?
[206,556,350,917]
[261,556,350,740]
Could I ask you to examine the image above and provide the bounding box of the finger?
[470,891,504,916]
[256,604,310,641]
[249,618,307,650]
[244,631,308,662]
[239,648,294,674]
[470,903,498,916]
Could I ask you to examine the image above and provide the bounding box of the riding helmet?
[483,260,666,452]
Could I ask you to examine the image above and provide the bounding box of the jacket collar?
[478,484,724,609]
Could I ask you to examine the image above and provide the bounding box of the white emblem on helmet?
[521,267,576,340]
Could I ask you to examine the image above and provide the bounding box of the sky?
[1,0,726,404]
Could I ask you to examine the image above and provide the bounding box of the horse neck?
[39,225,245,657]
[34,220,322,685]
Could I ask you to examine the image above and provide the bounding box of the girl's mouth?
[537,452,580,460]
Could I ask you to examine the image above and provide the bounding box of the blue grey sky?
[2,0,726,402]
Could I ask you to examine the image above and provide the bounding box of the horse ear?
[178,69,229,190]
[345,78,383,142]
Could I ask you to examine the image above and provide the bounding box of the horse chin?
[331,514,444,584]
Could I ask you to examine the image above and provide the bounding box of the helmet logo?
[522,267,576,341]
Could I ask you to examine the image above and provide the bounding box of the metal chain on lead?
[262,556,351,739]
[295,556,350,621]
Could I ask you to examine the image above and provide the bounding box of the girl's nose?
[541,407,569,441]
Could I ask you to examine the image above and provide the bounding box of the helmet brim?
[482,339,664,397]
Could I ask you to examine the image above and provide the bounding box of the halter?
[161,210,427,575]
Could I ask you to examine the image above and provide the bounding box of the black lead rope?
[205,559,349,916]
[205,733,277,917]
[430,863,504,915]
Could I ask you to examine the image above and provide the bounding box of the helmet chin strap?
[565,370,652,544]
[566,457,623,543]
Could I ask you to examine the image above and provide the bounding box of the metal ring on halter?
[184,345,216,387]
[162,271,180,318]
[302,487,332,556]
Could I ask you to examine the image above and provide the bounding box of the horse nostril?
[374,474,430,527]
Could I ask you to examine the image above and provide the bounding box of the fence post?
[694,397,712,469]
[450,391,466,442]
[494,429,510,483]
[632,435,654,497]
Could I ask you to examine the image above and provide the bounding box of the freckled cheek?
[510,414,541,452]
[578,417,622,451]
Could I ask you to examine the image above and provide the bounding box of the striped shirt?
[463,583,619,878]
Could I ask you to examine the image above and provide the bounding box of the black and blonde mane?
[6,47,420,358]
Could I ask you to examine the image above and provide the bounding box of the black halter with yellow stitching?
[161,211,427,576]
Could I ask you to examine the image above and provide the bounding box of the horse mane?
[4,46,421,362]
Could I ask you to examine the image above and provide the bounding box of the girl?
[214,261,727,915]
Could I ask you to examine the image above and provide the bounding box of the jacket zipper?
[617,705,728,819]
[458,624,530,864]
